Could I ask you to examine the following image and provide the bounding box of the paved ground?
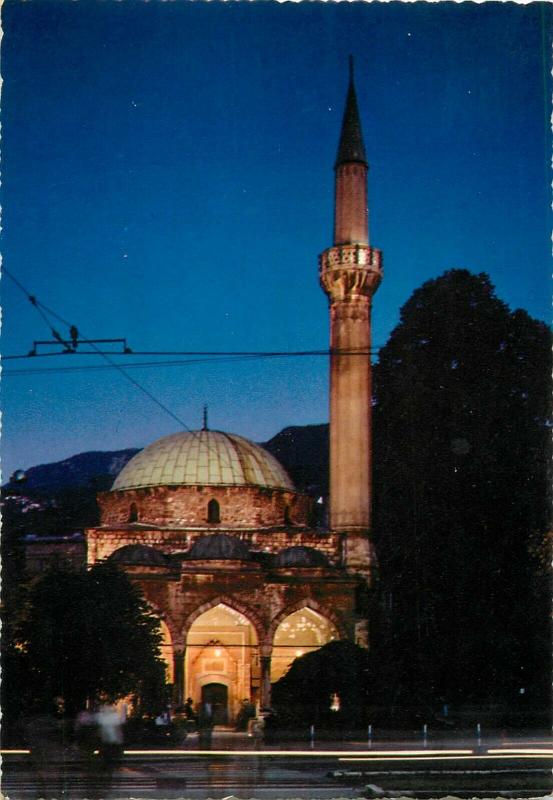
[2,730,552,799]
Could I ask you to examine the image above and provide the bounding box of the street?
[2,732,552,799]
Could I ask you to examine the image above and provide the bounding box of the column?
[260,655,272,710]
[173,649,185,707]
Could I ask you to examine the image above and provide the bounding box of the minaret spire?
[335,57,367,170]
[202,404,208,431]
[319,61,383,587]
[332,59,369,246]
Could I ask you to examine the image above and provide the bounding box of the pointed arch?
[157,618,175,683]
[269,600,347,684]
[267,597,348,645]
[132,595,178,683]
[138,591,182,651]
[183,595,264,645]
[183,597,263,723]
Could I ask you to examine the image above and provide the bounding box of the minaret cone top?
[335,59,367,169]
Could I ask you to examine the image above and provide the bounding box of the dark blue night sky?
[2,1,551,478]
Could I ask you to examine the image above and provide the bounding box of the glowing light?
[214,648,222,658]
[295,649,303,657]
[14,747,547,760]
[487,748,553,755]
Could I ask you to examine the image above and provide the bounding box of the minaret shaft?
[328,299,372,531]
[319,67,382,573]
[334,164,369,246]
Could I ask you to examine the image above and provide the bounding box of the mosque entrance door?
[202,683,228,725]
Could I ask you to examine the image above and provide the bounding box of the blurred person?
[197,701,214,749]
[24,697,70,798]
[91,701,125,796]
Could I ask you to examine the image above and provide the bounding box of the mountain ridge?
[6,424,329,496]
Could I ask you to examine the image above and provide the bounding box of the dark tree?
[271,641,374,727]
[5,562,166,719]
[371,270,550,713]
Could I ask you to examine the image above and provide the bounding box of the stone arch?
[183,597,262,723]
[158,618,175,683]
[267,596,348,646]
[130,592,179,683]
[269,600,346,685]
[138,591,182,651]
[182,595,265,645]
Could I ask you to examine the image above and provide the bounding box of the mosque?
[85,65,382,724]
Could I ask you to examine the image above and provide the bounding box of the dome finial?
[202,404,209,431]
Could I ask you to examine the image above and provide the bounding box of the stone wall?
[24,536,87,574]
[125,563,359,650]
[86,525,343,565]
[98,484,312,528]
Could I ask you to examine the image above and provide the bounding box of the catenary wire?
[6,268,359,473]
[2,268,219,437]
[3,347,379,361]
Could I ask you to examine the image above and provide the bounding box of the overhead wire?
[2,267,210,434]
[4,269,249,476]
[4,348,379,361]
[4,267,374,473]
[4,354,273,376]
[3,266,381,476]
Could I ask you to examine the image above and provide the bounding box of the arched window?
[284,505,292,525]
[128,503,138,523]
[207,498,220,524]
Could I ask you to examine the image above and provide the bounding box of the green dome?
[111,430,294,492]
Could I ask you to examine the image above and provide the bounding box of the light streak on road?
[340,754,553,762]
[487,748,553,755]
[337,749,472,757]
[2,746,552,760]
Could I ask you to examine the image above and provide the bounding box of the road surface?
[2,733,551,799]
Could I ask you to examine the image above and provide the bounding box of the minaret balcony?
[319,243,382,272]
[319,244,382,302]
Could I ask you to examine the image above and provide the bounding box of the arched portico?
[132,592,183,704]
[270,603,343,683]
[184,601,260,723]
[158,618,175,683]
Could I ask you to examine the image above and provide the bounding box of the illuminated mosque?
[86,65,382,724]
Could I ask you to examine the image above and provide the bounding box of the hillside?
[2,425,329,535]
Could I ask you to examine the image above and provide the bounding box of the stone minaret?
[319,59,382,576]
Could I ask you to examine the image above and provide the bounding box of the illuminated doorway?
[271,607,338,683]
[202,683,228,724]
[185,604,259,724]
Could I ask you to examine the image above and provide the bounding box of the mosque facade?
[85,66,382,724]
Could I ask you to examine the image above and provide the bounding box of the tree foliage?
[4,562,166,718]
[271,641,374,726]
[371,269,550,707]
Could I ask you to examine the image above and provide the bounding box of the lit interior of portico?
[271,607,338,683]
[159,618,174,684]
[185,604,259,724]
